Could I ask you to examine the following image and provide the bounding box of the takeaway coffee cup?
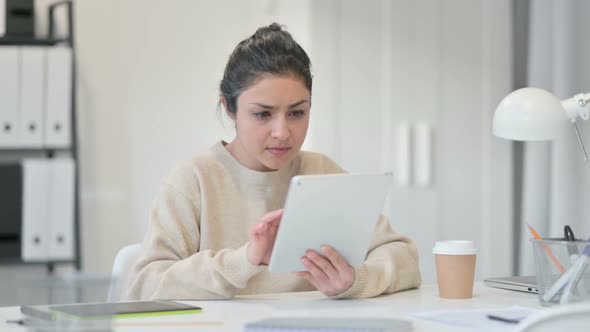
[433,241,478,299]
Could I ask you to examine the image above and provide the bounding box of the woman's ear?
[220,96,236,120]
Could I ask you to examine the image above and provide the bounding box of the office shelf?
[0,1,81,273]
[0,258,75,265]
[0,36,66,46]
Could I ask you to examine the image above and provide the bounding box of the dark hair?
[219,23,312,114]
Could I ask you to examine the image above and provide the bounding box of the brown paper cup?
[433,240,477,299]
[435,254,477,299]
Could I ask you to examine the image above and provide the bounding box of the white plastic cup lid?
[432,240,478,255]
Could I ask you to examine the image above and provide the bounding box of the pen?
[527,223,565,274]
[543,252,586,302]
[560,241,590,304]
[486,314,521,324]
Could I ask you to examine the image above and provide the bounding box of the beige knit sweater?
[124,141,421,300]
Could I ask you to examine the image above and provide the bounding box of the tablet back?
[268,173,393,273]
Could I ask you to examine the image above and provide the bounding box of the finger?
[269,219,281,231]
[250,222,276,240]
[301,256,330,283]
[306,250,339,279]
[320,246,356,293]
[249,223,264,237]
[263,219,280,235]
[293,271,310,278]
[320,245,351,272]
[261,209,284,224]
[252,221,279,245]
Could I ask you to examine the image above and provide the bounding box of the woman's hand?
[247,209,283,265]
[295,245,355,296]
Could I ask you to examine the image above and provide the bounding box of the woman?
[125,23,421,300]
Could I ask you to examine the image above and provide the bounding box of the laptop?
[484,276,538,294]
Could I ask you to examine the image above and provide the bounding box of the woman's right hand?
[247,209,283,265]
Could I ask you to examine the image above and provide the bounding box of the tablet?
[268,173,393,273]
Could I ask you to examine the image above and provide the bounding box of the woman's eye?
[290,110,306,117]
[254,111,271,118]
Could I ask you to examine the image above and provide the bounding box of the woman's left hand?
[294,245,355,296]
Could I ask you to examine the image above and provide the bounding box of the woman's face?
[225,75,310,172]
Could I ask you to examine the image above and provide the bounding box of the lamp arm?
[561,93,590,161]
[561,93,590,122]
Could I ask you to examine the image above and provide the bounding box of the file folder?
[44,46,71,148]
[0,47,20,147]
[21,159,51,262]
[48,157,75,260]
[18,46,45,147]
[0,163,23,260]
[0,0,5,36]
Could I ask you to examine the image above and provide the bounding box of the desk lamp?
[493,87,590,160]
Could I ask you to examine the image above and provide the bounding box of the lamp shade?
[493,87,569,141]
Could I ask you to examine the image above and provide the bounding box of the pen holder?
[531,238,590,306]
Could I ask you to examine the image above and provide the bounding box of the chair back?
[107,243,142,302]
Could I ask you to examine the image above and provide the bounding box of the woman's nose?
[271,118,290,140]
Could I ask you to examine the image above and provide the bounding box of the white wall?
[309,0,513,283]
[75,0,133,274]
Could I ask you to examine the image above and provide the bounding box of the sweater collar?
[213,141,299,185]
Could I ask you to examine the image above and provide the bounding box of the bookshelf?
[0,1,80,272]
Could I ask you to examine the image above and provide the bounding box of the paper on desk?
[409,306,541,332]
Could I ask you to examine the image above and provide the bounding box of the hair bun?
[267,23,284,31]
[254,23,286,38]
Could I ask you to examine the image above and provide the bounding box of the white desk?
[0,283,541,331]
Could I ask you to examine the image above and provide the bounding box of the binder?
[18,47,46,147]
[44,46,71,148]
[0,47,20,147]
[48,158,75,260]
[0,163,23,260]
[21,158,76,261]
[21,159,51,262]
[0,0,5,36]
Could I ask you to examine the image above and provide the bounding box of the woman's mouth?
[267,147,291,156]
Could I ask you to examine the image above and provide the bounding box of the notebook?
[244,317,412,332]
[21,300,202,320]
[483,275,538,294]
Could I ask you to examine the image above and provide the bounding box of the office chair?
[107,243,142,302]
[515,302,590,332]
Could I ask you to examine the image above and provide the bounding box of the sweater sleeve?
[331,215,422,299]
[123,181,266,301]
